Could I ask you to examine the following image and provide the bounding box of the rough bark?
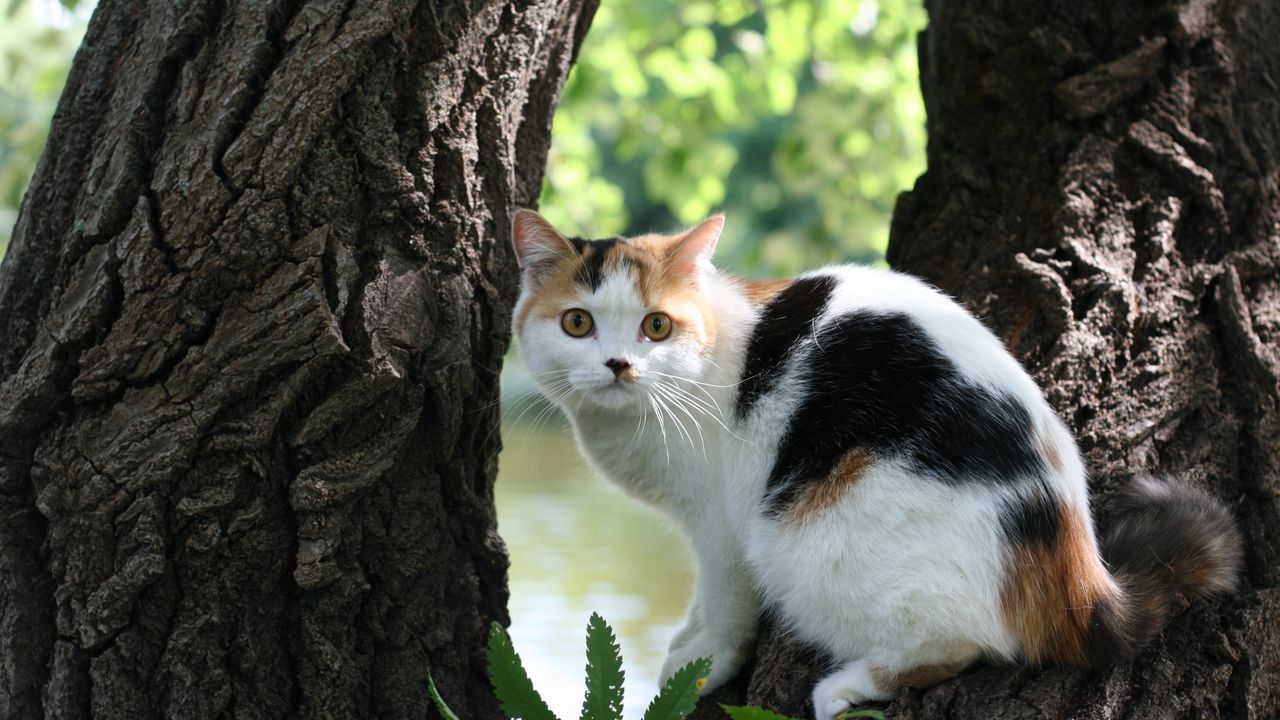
[702,1,1280,718]
[0,0,596,717]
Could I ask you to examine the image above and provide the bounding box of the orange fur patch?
[514,258,587,333]
[786,448,872,525]
[1001,504,1116,665]
[624,234,716,349]
[743,278,791,305]
[869,661,966,694]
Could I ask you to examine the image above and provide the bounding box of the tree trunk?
[708,1,1280,718]
[0,0,595,717]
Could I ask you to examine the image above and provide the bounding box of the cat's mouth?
[602,379,636,394]
[584,378,644,409]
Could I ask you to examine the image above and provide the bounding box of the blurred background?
[1,0,925,715]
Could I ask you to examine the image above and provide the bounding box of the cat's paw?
[811,659,878,720]
[659,634,751,695]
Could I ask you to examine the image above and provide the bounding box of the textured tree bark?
[0,0,595,717]
[701,1,1280,718]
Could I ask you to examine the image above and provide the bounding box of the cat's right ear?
[513,209,574,276]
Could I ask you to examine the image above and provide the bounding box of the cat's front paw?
[811,680,863,720]
[659,633,752,695]
[811,659,880,720]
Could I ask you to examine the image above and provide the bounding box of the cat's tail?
[1086,477,1243,664]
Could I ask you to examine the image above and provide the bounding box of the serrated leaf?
[581,613,625,720]
[427,673,462,720]
[720,705,801,720]
[721,704,885,720]
[640,657,712,720]
[487,622,560,720]
[836,712,886,720]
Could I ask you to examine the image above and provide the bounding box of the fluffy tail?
[1087,478,1243,665]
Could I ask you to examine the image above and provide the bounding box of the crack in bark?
[1215,265,1280,404]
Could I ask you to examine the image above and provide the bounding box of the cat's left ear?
[669,213,723,281]
[512,208,575,276]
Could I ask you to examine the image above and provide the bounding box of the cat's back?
[738,264,1049,425]
[815,265,1040,399]
[735,263,1077,514]
[737,265,1066,660]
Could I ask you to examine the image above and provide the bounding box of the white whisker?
[653,384,699,455]
[647,394,672,467]
[647,370,745,389]
[660,381,723,418]
[653,383,709,462]
[653,387,694,450]
[645,376,754,444]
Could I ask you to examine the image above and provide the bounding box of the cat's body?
[511,210,1241,718]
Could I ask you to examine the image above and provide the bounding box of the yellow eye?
[642,312,673,341]
[561,309,594,338]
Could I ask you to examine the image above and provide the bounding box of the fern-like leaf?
[488,622,560,720]
[837,711,886,720]
[580,613,625,720]
[640,657,712,720]
[720,705,800,720]
[722,704,886,720]
[427,673,462,720]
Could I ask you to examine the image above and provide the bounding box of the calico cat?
[510,209,1242,718]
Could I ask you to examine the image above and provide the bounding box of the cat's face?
[512,210,723,413]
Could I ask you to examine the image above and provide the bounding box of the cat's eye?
[561,309,594,338]
[641,312,673,341]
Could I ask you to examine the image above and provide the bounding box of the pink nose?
[604,358,632,377]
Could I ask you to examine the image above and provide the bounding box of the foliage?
[639,655,711,720]
[487,619,561,720]
[429,674,465,720]
[724,706,886,720]
[0,0,91,256]
[582,613,626,720]
[0,0,927,273]
[429,614,888,720]
[540,0,927,275]
[429,614,716,720]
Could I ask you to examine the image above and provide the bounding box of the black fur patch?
[762,311,1045,515]
[735,275,838,419]
[1001,493,1061,548]
[1085,593,1139,665]
[568,237,621,292]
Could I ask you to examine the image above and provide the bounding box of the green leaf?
[427,673,462,720]
[487,622,560,720]
[720,704,801,720]
[580,613,625,720]
[837,711,887,720]
[640,657,712,720]
[720,703,886,720]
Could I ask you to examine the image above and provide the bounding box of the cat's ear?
[669,213,723,281]
[512,209,574,274]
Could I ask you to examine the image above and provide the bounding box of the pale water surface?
[496,386,694,720]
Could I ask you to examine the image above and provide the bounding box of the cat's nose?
[604,358,632,377]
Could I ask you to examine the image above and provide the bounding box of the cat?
[509,209,1242,718]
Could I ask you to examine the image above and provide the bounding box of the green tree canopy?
[0,0,91,256]
[539,0,926,275]
[1,0,925,273]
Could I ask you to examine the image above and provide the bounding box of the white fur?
[515,261,1096,716]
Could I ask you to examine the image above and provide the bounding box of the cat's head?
[511,209,723,413]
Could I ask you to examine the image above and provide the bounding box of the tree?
[0,0,596,717]
[697,1,1280,718]
[536,0,927,274]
